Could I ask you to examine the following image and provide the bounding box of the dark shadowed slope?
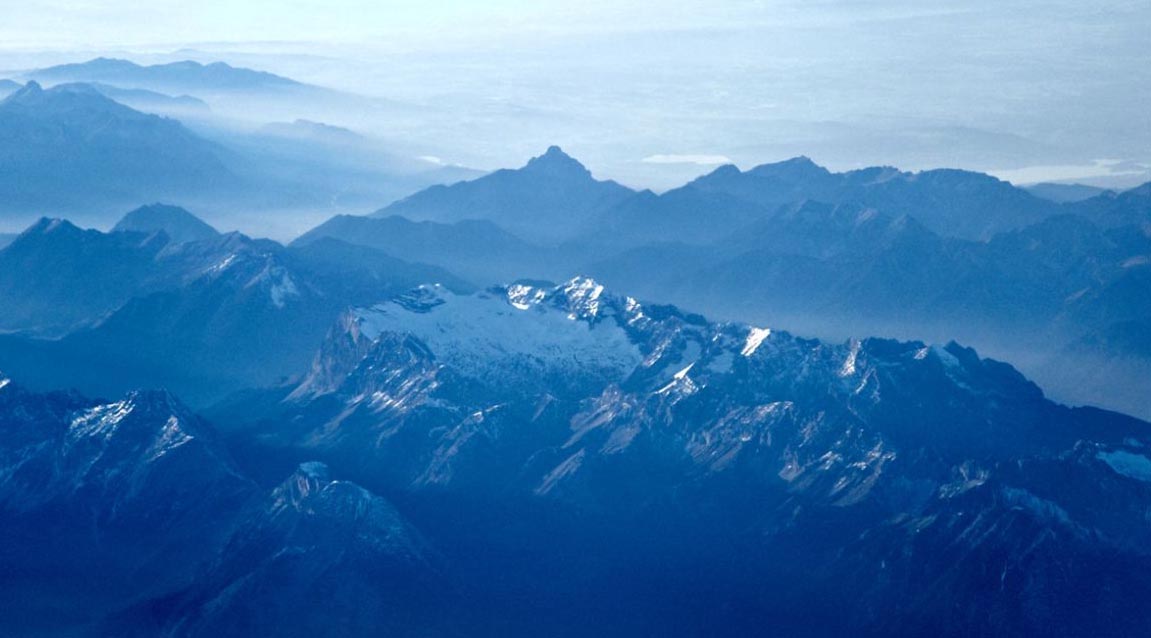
[0,218,177,334]
[0,378,452,637]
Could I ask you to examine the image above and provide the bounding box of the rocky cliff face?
[215,277,1151,637]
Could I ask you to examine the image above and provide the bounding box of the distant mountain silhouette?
[112,204,221,243]
[215,119,484,220]
[30,57,305,94]
[259,119,365,145]
[583,209,1151,417]
[1025,182,1112,203]
[1070,181,1151,227]
[299,148,1151,417]
[369,150,1063,249]
[375,146,635,242]
[0,216,470,404]
[0,82,237,214]
[686,157,1059,240]
[69,81,211,117]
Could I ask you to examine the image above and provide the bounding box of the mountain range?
[376,145,634,243]
[23,57,428,143]
[0,82,237,218]
[0,124,1149,634]
[211,279,1151,635]
[29,58,307,96]
[0,379,452,637]
[1026,182,1113,203]
[3,143,1146,418]
[0,207,468,405]
[4,275,1151,635]
[0,78,476,232]
[301,146,1151,419]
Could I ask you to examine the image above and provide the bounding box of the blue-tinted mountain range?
[0,54,1148,634]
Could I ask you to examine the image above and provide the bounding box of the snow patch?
[624,296,646,324]
[657,363,698,395]
[210,253,238,273]
[840,339,861,376]
[70,400,135,440]
[536,449,586,495]
[146,416,194,460]
[741,327,771,357]
[507,284,547,310]
[357,284,641,385]
[914,344,961,369]
[560,277,606,318]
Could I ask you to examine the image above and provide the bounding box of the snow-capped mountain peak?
[353,279,643,393]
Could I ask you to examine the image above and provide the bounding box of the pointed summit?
[705,163,743,179]
[522,145,591,178]
[3,80,43,103]
[748,155,831,180]
[375,144,634,243]
[113,203,220,243]
[21,217,83,237]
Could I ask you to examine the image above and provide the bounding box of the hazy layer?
[0,1,1148,190]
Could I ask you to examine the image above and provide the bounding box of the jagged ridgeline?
[298,147,1151,421]
[0,53,1147,636]
[5,277,1151,636]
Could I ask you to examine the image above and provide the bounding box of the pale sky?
[1,1,1149,187]
[3,1,1140,50]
